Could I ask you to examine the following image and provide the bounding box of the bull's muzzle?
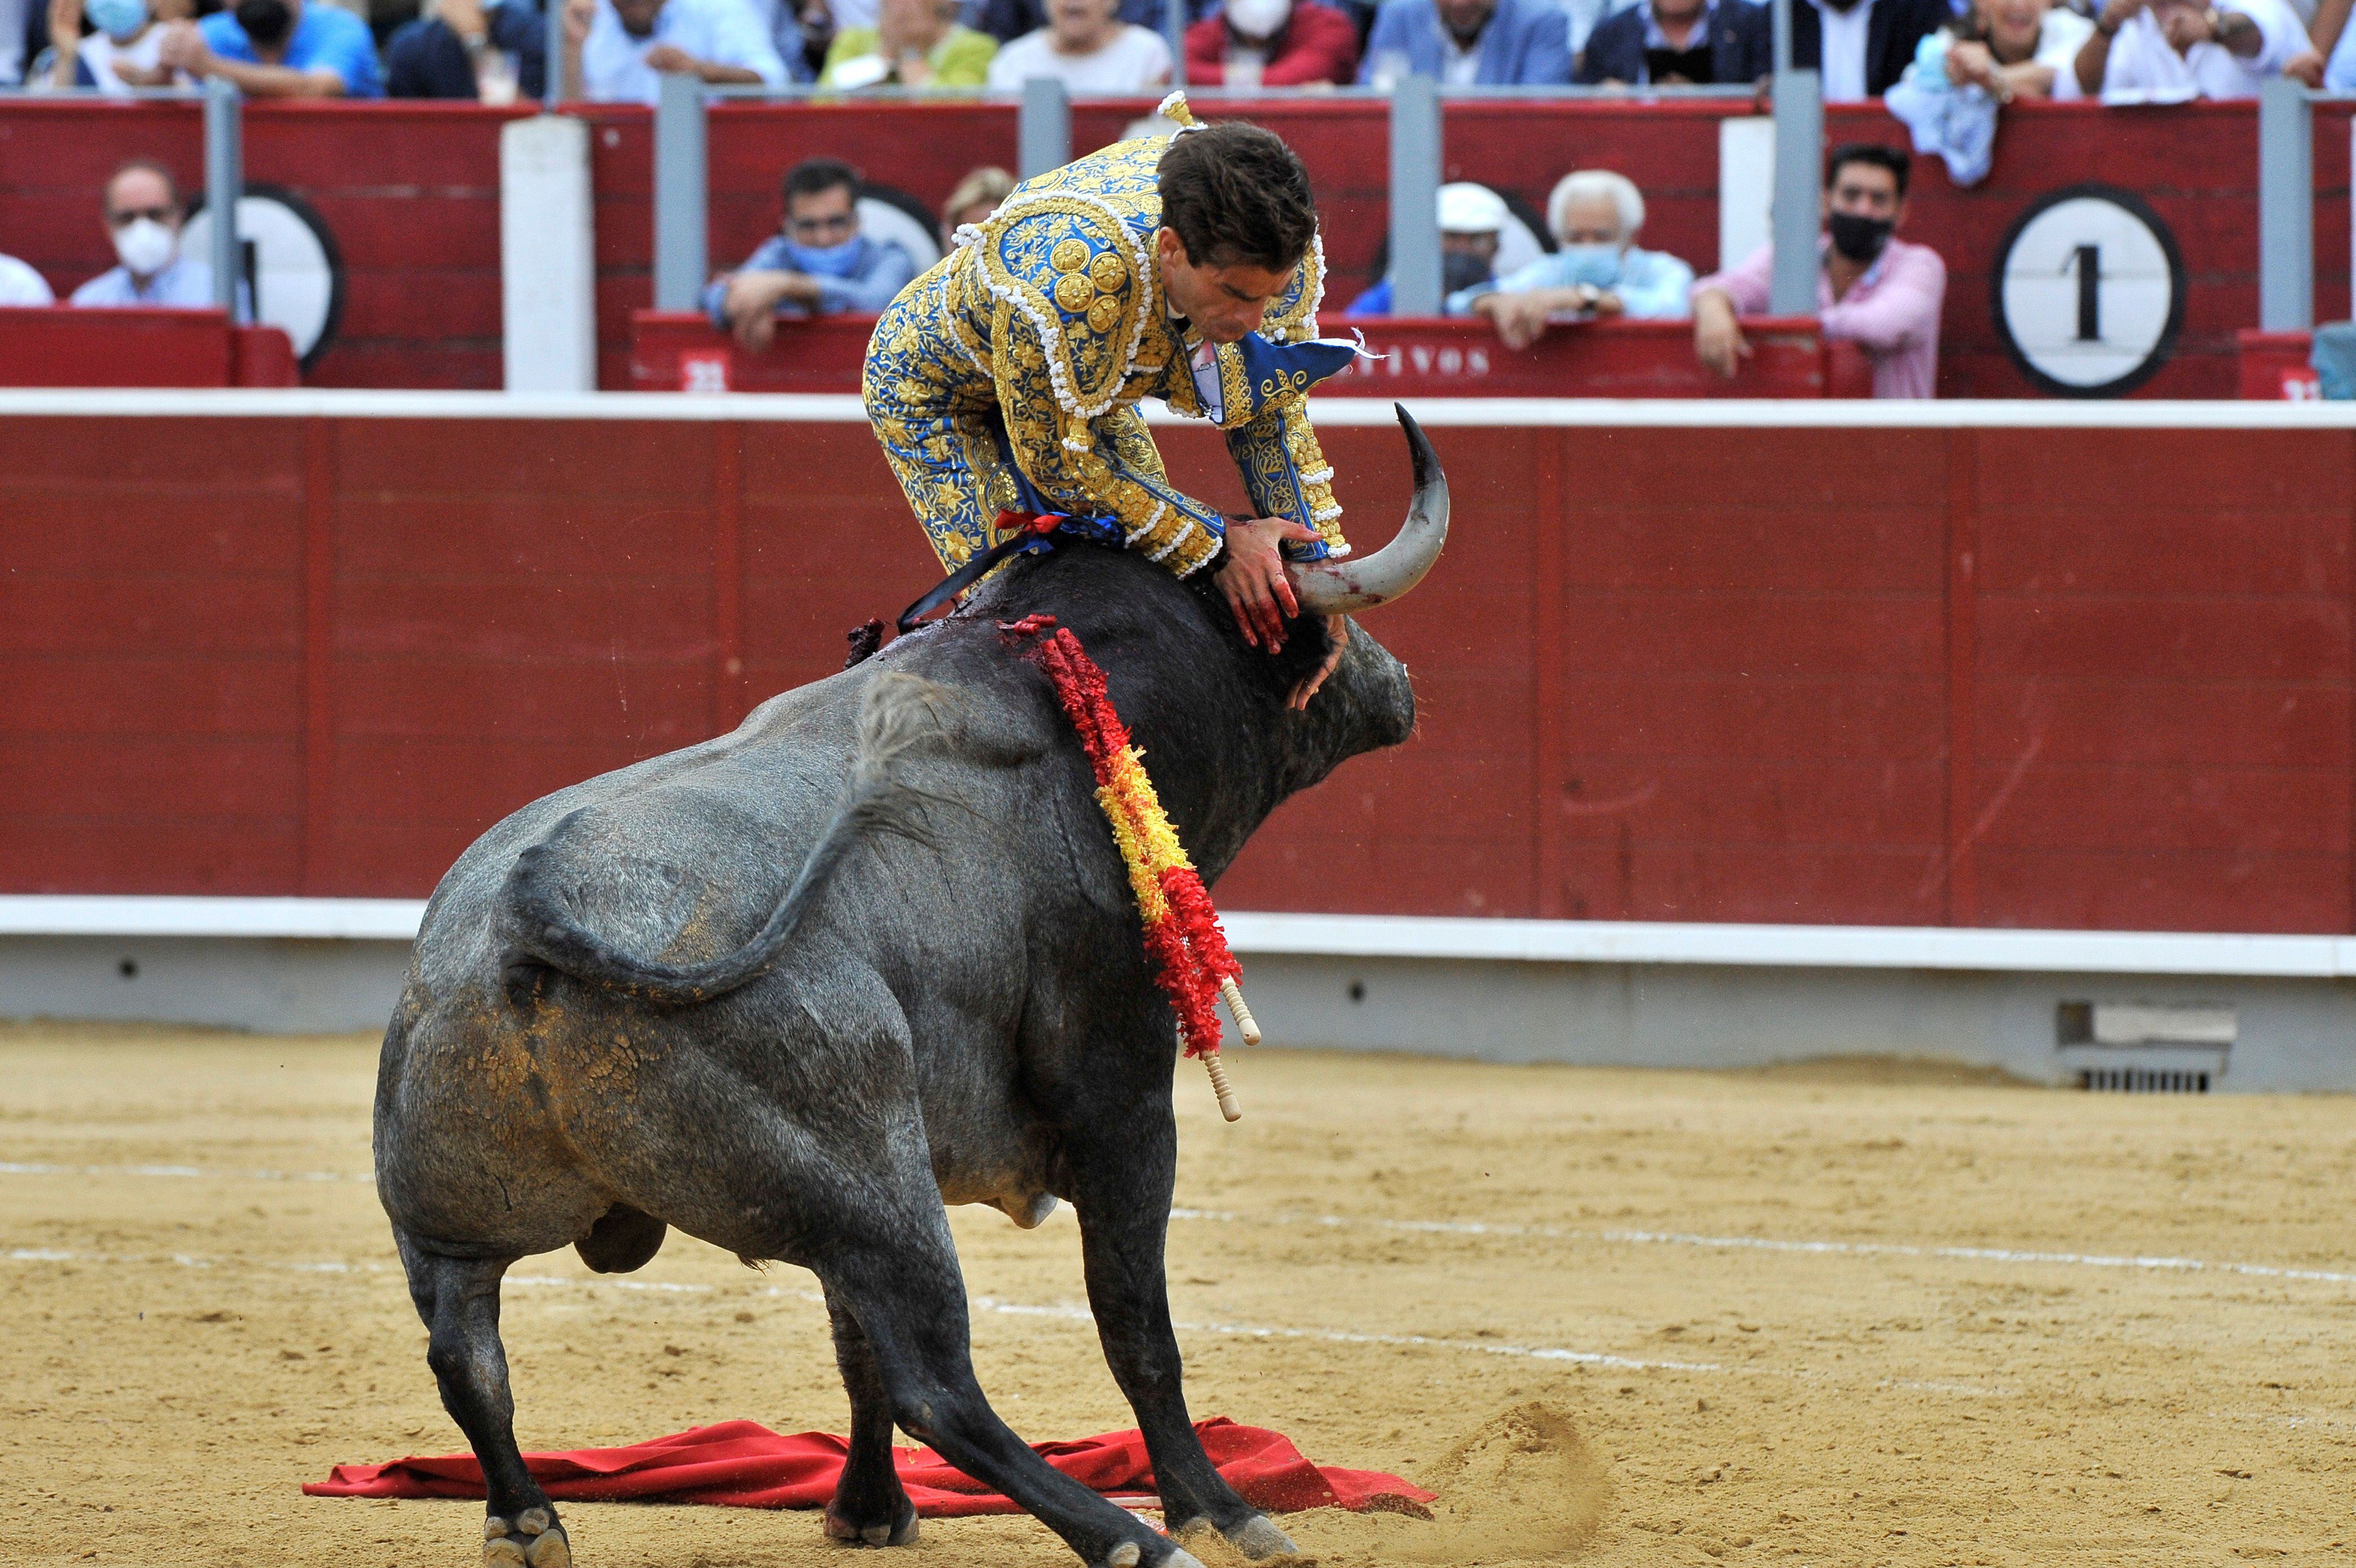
[1288,403,1451,616]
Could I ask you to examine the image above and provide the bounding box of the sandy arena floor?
[0,1021,2350,1567]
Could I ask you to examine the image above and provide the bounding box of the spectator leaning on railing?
[1691,143,1944,399]
[703,158,917,350]
[2077,0,2318,97]
[1455,169,1695,344]
[2317,0,2356,90]
[37,0,197,91]
[1358,0,1572,85]
[387,0,548,100]
[1185,0,1359,85]
[71,158,252,317]
[154,0,383,96]
[1786,0,1948,98]
[564,0,789,101]
[984,0,1171,90]
[820,0,994,85]
[1575,0,1770,85]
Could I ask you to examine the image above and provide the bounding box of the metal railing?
[203,78,242,318]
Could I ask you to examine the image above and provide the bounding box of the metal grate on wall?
[2079,1067,2211,1094]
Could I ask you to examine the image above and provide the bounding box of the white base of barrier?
[3,898,2350,1091]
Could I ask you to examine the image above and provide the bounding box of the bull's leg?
[820,1230,1206,1568]
[821,1282,919,1547]
[395,1233,571,1568]
[1068,1120,1298,1561]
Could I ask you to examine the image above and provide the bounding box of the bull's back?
[372,669,871,1248]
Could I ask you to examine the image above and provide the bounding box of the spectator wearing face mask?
[1576,0,1770,83]
[703,158,918,352]
[1786,0,1949,99]
[2075,0,2318,97]
[1453,170,1695,347]
[37,0,198,91]
[71,159,252,318]
[1690,143,1943,398]
[1345,181,1506,317]
[386,0,549,100]
[154,0,383,95]
[1357,0,1571,85]
[564,0,790,101]
[1184,0,1359,84]
[984,0,1171,90]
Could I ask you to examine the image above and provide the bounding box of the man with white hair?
[1345,181,1507,317]
[1452,169,1695,348]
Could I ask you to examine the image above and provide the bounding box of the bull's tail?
[497,673,952,1009]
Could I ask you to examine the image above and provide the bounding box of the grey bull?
[372,408,1450,1568]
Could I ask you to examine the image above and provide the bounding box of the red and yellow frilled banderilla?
[999,614,1260,1122]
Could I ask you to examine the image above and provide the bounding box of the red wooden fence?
[2,402,2348,933]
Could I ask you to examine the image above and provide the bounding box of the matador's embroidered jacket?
[862,95,1358,577]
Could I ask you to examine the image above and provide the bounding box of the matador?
[863,93,1365,705]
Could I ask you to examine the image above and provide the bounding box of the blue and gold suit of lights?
[861,93,1361,578]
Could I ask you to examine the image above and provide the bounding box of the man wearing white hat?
[1344,181,1506,317]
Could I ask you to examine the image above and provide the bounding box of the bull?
[372,408,1450,1568]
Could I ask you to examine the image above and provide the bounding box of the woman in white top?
[39,0,195,91]
[1936,0,2095,98]
[984,0,1171,91]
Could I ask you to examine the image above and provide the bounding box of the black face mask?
[1827,210,1894,264]
[236,0,292,44]
[1441,248,1493,295]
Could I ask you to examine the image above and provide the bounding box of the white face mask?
[113,216,178,277]
[1224,0,1291,37]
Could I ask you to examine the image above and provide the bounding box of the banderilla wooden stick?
[1217,977,1262,1046]
[1202,1049,1241,1122]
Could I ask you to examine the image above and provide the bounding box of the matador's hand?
[1214,517,1317,654]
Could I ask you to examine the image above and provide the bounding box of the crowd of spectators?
[5,0,2347,402]
[2,0,2341,100]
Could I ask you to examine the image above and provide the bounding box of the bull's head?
[962,405,1448,882]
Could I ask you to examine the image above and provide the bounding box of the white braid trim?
[1148,519,1197,564]
[1125,500,1168,544]
[984,188,1159,423]
[950,222,985,251]
[1299,230,1328,341]
[1312,502,1343,522]
[1300,466,1334,486]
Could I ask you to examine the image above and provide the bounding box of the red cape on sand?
[305,1418,1435,1520]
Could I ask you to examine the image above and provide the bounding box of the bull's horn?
[1289,403,1450,616]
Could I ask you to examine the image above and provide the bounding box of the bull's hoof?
[824,1499,919,1547]
[1173,1512,1297,1561]
[484,1507,572,1568]
[1099,1542,1205,1568]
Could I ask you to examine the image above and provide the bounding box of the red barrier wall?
[624,310,1873,397]
[4,405,2348,933]
[6,97,2343,397]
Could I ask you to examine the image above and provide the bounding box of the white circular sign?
[182,187,344,367]
[1993,187,2182,398]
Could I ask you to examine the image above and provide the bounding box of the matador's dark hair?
[1157,123,1317,273]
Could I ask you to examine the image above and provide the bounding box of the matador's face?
[1154,226,1289,346]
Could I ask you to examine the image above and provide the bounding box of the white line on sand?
[1168,1209,2356,1289]
[12,1161,2347,1287]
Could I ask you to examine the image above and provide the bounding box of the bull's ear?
[1290,405,1448,615]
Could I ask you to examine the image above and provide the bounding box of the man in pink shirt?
[1691,143,1946,398]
